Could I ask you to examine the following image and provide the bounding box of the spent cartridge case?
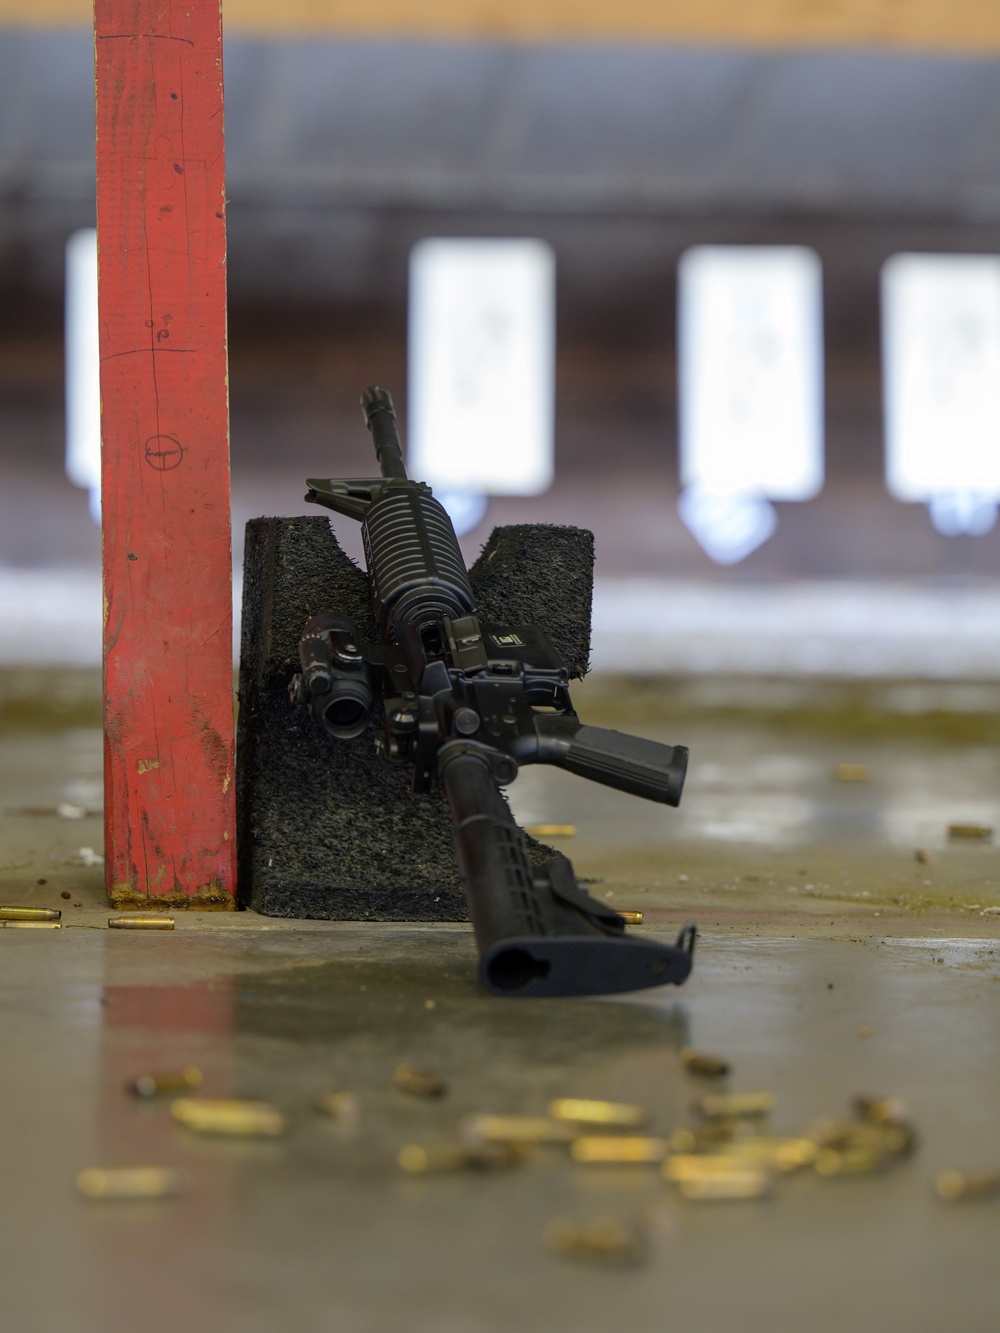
[934,1170,1000,1203]
[0,906,61,921]
[108,916,175,930]
[394,1064,447,1098]
[399,1143,472,1174]
[0,919,62,929]
[809,1117,857,1148]
[543,1216,646,1265]
[549,1098,648,1129]
[616,911,644,926]
[524,825,576,838]
[316,1090,360,1125]
[695,1091,776,1120]
[853,1094,910,1127]
[669,1122,738,1153]
[461,1114,574,1146]
[398,1141,527,1174]
[947,824,992,841]
[130,1067,202,1098]
[76,1166,187,1200]
[716,1137,819,1172]
[831,763,871,783]
[571,1136,668,1165]
[814,1146,888,1177]
[676,1170,773,1201]
[664,1153,767,1182]
[171,1097,286,1137]
[681,1047,730,1078]
[811,1117,915,1159]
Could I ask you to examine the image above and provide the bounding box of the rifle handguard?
[530,716,688,806]
[438,743,695,998]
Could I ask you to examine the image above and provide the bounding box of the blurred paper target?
[677,246,824,563]
[882,253,1000,537]
[408,238,555,534]
[64,229,101,525]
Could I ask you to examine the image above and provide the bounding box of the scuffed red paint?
[96,0,236,907]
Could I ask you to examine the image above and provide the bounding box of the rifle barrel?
[361,386,408,480]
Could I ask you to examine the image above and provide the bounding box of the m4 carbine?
[291,386,695,998]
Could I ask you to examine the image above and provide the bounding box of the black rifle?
[291,386,695,998]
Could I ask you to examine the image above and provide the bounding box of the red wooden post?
[95,0,236,908]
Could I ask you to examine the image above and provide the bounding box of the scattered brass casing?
[664,1153,762,1182]
[695,1091,775,1120]
[676,1170,773,1201]
[543,1216,646,1264]
[616,911,644,926]
[681,1047,730,1078]
[571,1136,668,1164]
[394,1064,447,1098]
[0,920,62,929]
[853,1094,909,1127]
[108,916,175,930]
[130,1067,202,1099]
[665,1153,774,1199]
[831,763,871,783]
[716,1137,819,1172]
[398,1143,471,1174]
[811,1116,915,1159]
[809,1117,857,1148]
[934,1170,1000,1203]
[524,825,576,838]
[851,1097,918,1155]
[461,1114,574,1146]
[0,906,61,921]
[549,1098,648,1129]
[669,1122,739,1153]
[76,1167,187,1200]
[814,1146,888,1177]
[398,1141,528,1174]
[947,824,993,841]
[171,1097,286,1137]
[316,1090,360,1125]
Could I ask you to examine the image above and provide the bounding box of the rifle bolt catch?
[453,708,480,736]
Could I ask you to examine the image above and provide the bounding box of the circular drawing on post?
[144,435,185,471]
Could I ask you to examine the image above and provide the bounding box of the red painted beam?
[95,0,236,908]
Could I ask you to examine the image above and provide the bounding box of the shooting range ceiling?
[0,30,999,327]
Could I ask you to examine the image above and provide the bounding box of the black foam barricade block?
[236,516,594,920]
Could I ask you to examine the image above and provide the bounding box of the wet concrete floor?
[1,690,999,1332]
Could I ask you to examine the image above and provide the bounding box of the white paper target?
[408,238,555,496]
[678,245,824,502]
[883,253,1000,509]
[64,228,101,524]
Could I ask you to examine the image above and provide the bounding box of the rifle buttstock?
[438,743,695,998]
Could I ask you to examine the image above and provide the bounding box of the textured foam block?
[237,516,594,920]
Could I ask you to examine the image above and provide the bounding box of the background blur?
[3,1,1000,675]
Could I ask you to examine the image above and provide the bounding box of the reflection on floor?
[0,681,998,1332]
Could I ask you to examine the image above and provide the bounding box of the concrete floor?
[1,684,999,1332]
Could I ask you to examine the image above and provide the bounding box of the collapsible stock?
[439,744,695,998]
